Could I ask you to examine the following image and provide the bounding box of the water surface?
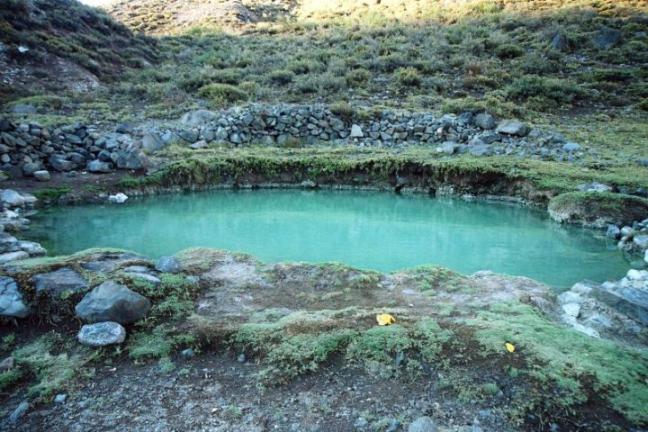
[26,190,628,288]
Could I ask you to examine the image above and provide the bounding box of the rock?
[181,348,195,359]
[438,141,457,155]
[593,27,622,50]
[550,32,570,51]
[0,233,18,252]
[22,162,41,176]
[0,251,28,264]
[11,104,36,114]
[1,189,27,207]
[181,110,217,126]
[626,269,646,281]
[300,179,317,189]
[115,150,146,170]
[77,321,126,346]
[606,225,621,239]
[633,235,648,250]
[496,120,529,137]
[126,272,161,285]
[75,280,151,324]
[18,241,46,256]
[141,133,165,153]
[408,416,437,432]
[48,154,74,172]
[33,170,51,181]
[577,182,611,193]
[108,193,128,204]
[156,256,181,273]
[469,144,492,156]
[54,394,67,404]
[87,159,113,173]
[9,400,29,423]
[0,276,29,318]
[32,268,88,297]
[562,302,581,318]
[0,356,14,372]
[473,113,496,130]
[562,142,581,152]
[189,140,208,150]
[350,124,364,138]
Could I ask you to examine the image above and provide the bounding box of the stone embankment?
[1,104,585,181]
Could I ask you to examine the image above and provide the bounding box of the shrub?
[345,68,370,86]
[330,101,355,121]
[506,75,586,106]
[197,83,247,106]
[288,59,322,74]
[495,43,524,59]
[267,69,295,85]
[394,67,422,88]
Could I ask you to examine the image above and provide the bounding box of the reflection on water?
[26,190,628,288]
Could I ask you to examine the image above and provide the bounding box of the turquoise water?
[26,190,628,288]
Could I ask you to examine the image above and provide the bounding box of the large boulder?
[86,160,113,173]
[1,189,32,207]
[0,277,29,318]
[180,110,217,127]
[32,268,89,297]
[115,150,146,170]
[75,280,150,324]
[77,322,126,347]
[0,251,28,264]
[473,112,496,130]
[141,133,166,154]
[593,27,622,50]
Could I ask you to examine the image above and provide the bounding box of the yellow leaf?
[376,313,396,326]
[505,342,515,353]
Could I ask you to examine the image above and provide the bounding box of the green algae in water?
[26,190,629,288]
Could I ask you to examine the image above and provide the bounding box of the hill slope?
[0,0,158,100]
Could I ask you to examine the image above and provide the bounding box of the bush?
[197,83,247,106]
[506,75,586,106]
[345,68,370,86]
[267,69,295,85]
[495,43,524,59]
[394,67,422,88]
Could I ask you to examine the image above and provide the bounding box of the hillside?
[0,0,158,101]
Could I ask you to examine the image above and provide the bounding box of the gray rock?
[189,140,208,150]
[33,170,51,181]
[0,233,18,253]
[606,225,621,239]
[1,189,27,207]
[593,27,622,50]
[563,142,581,152]
[22,162,41,176]
[54,394,67,404]
[0,356,14,372]
[350,124,364,138]
[115,150,146,170]
[181,348,195,359]
[550,32,570,51]
[408,416,437,432]
[18,241,46,256]
[0,251,28,264]
[9,400,29,423]
[469,144,492,156]
[87,160,113,173]
[77,321,126,346]
[577,182,611,193]
[473,113,496,130]
[0,276,29,318]
[141,133,165,153]
[32,268,88,297]
[48,154,74,172]
[126,272,161,285]
[156,256,181,273]
[438,141,457,155]
[496,120,529,137]
[75,280,151,324]
[180,110,217,127]
[633,235,648,250]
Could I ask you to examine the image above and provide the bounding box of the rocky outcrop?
[75,280,151,324]
[548,192,648,227]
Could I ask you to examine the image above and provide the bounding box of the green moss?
[33,187,72,201]
[469,302,648,423]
